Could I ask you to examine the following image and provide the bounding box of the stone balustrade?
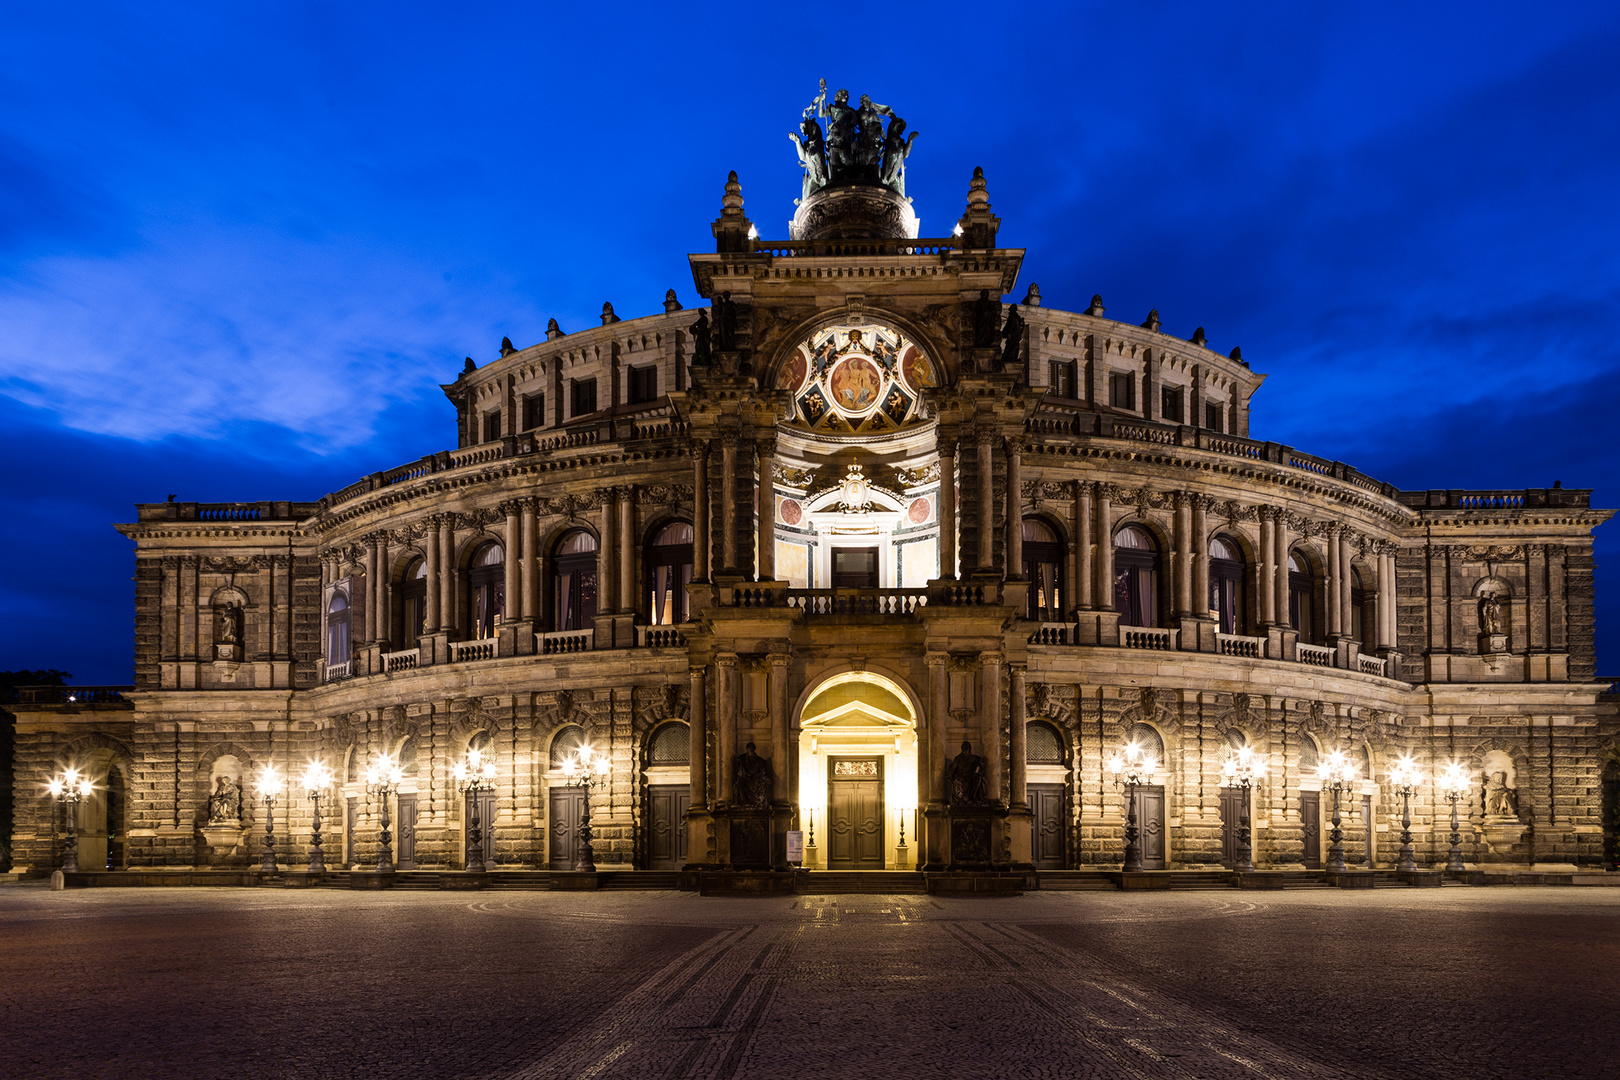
[382,648,419,673]
[538,630,593,655]
[448,639,496,664]
[1298,643,1335,667]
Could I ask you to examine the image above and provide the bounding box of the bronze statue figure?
[945,741,989,805]
[853,94,894,176]
[971,289,1000,348]
[715,292,738,352]
[789,115,829,202]
[690,309,712,367]
[879,114,918,196]
[1000,303,1026,369]
[734,742,773,809]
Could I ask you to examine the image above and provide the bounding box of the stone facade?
[10,159,1620,878]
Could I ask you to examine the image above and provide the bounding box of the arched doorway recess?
[796,671,918,870]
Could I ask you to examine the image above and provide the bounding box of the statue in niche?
[207,775,241,824]
[217,604,241,647]
[1479,593,1505,637]
[715,292,738,352]
[733,742,772,809]
[1000,303,1027,369]
[788,115,829,203]
[690,309,712,368]
[945,741,989,806]
[879,114,918,196]
[970,289,1000,349]
[1484,770,1518,819]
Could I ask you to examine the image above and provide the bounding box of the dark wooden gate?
[1219,786,1244,868]
[549,787,583,870]
[1132,785,1167,869]
[396,793,418,870]
[828,758,884,870]
[648,785,689,869]
[344,797,358,867]
[1299,790,1321,868]
[1030,783,1065,869]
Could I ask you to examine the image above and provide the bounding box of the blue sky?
[2,2,1616,682]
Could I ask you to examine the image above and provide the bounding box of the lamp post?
[1316,749,1360,873]
[1439,760,1470,873]
[301,761,334,873]
[46,768,94,873]
[1389,756,1424,873]
[561,742,611,872]
[1220,746,1266,873]
[453,747,497,873]
[363,754,404,873]
[1107,740,1158,873]
[254,764,284,873]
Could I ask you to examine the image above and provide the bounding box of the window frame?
[570,377,598,419]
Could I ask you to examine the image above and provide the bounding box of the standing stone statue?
[733,742,773,809]
[789,115,829,202]
[945,741,989,806]
[821,85,858,182]
[217,604,241,646]
[853,94,894,176]
[970,289,1000,348]
[879,115,918,196]
[1479,593,1504,637]
[715,292,739,352]
[207,775,241,824]
[1000,303,1026,369]
[690,309,712,368]
[1485,771,1518,819]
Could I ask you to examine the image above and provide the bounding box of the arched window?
[345,745,360,783]
[1023,518,1064,620]
[647,522,694,626]
[1300,734,1320,772]
[554,531,598,631]
[397,737,419,776]
[648,722,690,765]
[1288,550,1315,643]
[1208,535,1246,635]
[397,558,427,648]
[1125,722,1165,763]
[550,724,586,769]
[1225,727,1246,751]
[1026,721,1064,764]
[326,592,351,665]
[1350,566,1368,643]
[1114,525,1160,628]
[468,542,505,640]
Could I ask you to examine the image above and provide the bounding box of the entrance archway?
[796,670,918,870]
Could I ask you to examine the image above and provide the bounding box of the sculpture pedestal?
[199,824,247,863]
[945,806,1008,871]
[789,182,919,241]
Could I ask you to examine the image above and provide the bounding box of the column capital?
[716,653,739,669]
[978,649,1004,666]
[767,651,791,669]
[498,499,524,517]
[1004,434,1026,454]
[689,664,708,680]
[616,485,634,503]
[689,437,710,457]
[975,427,997,448]
[1007,662,1027,676]
[925,651,950,669]
[720,432,741,449]
[756,436,778,458]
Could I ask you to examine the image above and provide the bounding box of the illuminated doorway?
[797,671,918,870]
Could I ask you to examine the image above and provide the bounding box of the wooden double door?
[828,758,884,870]
[1131,785,1167,869]
[549,787,583,870]
[1030,783,1065,869]
[648,785,689,869]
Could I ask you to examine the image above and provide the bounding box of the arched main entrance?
[797,671,918,871]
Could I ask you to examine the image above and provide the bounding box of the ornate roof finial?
[601,302,619,325]
[462,357,475,374]
[499,336,515,357]
[1190,326,1207,346]
[546,318,565,341]
[956,166,1000,248]
[663,289,682,313]
[712,170,754,253]
[1086,294,1106,317]
[1141,309,1161,332]
[1229,345,1248,367]
[1022,283,1041,308]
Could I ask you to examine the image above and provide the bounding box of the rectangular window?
[570,378,597,418]
[1108,372,1135,410]
[1048,360,1076,400]
[1161,386,1183,423]
[627,365,657,404]
[522,394,545,431]
[482,410,502,442]
[1205,402,1223,432]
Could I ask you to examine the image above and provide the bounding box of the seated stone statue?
[207,775,241,824]
[733,742,773,809]
[1484,771,1518,818]
[945,741,989,806]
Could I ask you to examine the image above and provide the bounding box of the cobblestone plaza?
[3,885,1616,1079]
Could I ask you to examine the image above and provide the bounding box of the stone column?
[618,487,635,611]
[503,503,521,621]
[376,535,390,646]
[1258,510,1275,626]
[925,654,948,808]
[1006,437,1024,578]
[719,434,739,572]
[1377,547,1394,649]
[1094,485,1114,609]
[1009,664,1028,811]
[1173,493,1192,616]
[439,516,456,634]
[599,490,617,615]
[768,652,790,801]
[976,430,995,570]
[692,440,710,581]
[1191,495,1209,619]
[424,519,441,633]
[689,665,708,809]
[937,441,957,579]
[757,439,776,582]
[1340,531,1355,639]
[980,652,1003,806]
[716,654,738,806]
[1272,512,1289,625]
[520,500,539,620]
[1075,482,1093,611]
[1325,524,1341,637]
[364,537,380,643]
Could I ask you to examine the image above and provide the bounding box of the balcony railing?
[787,588,927,616]
[1217,633,1264,658]
[637,626,689,648]
[322,660,352,682]
[1356,653,1387,677]
[1121,626,1178,651]
[382,648,419,673]
[538,630,592,655]
[1028,622,1074,645]
[449,639,496,664]
[15,685,132,705]
[1298,643,1335,667]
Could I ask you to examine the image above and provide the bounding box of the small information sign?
[785,830,804,864]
